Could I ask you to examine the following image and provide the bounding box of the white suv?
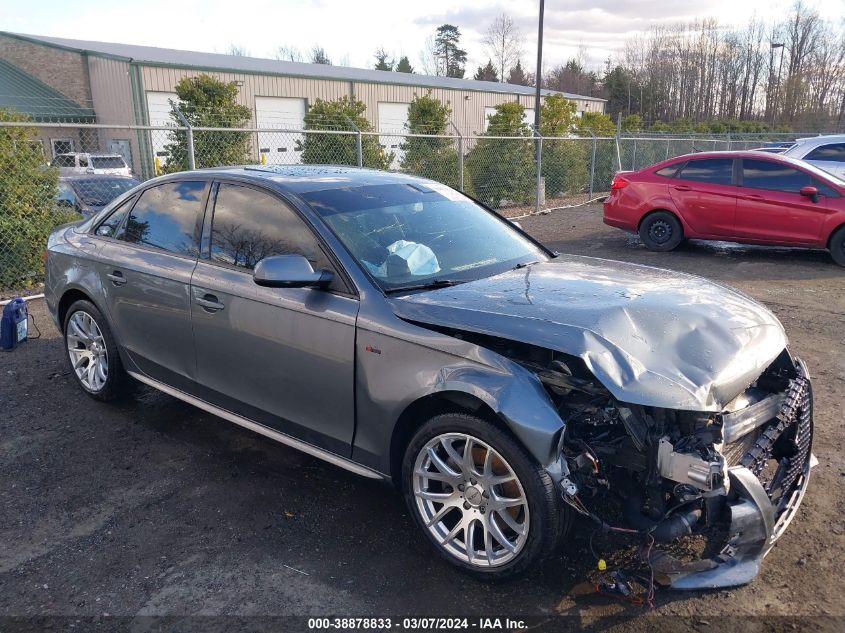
[51,153,131,177]
[781,134,845,179]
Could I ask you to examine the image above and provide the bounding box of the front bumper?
[658,357,816,589]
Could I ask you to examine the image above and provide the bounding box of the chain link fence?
[0,116,823,292]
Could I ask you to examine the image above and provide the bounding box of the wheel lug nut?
[463,502,470,510]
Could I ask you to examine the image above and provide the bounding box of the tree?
[0,110,68,288]
[474,60,499,82]
[577,112,616,135]
[483,13,524,83]
[163,74,252,172]
[433,25,467,78]
[400,92,459,188]
[621,114,643,131]
[297,96,392,170]
[466,102,534,208]
[396,56,415,73]
[507,60,529,86]
[227,44,250,56]
[538,96,588,196]
[374,48,394,71]
[310,46,332,65]
[275,46,303,62]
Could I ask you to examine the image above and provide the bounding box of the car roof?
[663,150,819,167]
[150,165,442,194]
[793,134,845,145]
[59,174,138,181]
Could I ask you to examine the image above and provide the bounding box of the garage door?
[146,91,178,171]
[378,102,409,169]
[255,97,307,165]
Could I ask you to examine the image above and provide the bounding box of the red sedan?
[603,151,845,266]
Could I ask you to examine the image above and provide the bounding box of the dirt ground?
[1,204,843,630]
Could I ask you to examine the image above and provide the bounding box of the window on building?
[51,139,74,156]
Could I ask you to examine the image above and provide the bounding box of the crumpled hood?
[389,255,787,411]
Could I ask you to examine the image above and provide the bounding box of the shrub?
[465,102,534,208]
[297,96,392,170]
[399,91,459,189]
[0,110,71,289]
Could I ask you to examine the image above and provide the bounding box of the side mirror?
[253,254,334,289]
[799,185,819,203]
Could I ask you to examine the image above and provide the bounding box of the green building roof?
[0,58,95,122]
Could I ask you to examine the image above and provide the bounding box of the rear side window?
[654,164,680,178]
[120,181,205,255]
[804,143,845,163]
[91,156,127,169]
[210,183,327,271]
[742,159,811,193]
[676,158,734,185]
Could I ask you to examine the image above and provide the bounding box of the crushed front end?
[535,349,816,589]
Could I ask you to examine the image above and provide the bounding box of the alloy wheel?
[66,311,109,392]
[412,433,530,567]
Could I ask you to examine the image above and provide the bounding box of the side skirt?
[127,370,386,481]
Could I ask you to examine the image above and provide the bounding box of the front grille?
[739,361,813,514]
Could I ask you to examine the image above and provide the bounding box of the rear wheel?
[829,226,845,267]
[402,413,567,580]
[639,211,684,252]
[63,299,130,401]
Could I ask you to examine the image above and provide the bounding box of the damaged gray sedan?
[45,166,815,586]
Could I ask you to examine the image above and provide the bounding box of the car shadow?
[116,386,718,618]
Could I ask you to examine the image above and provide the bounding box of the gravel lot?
[1,204,843,629]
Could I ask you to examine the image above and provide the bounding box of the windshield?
[302,182,549,292]
[70,178,140,206]
[91,156,126,169]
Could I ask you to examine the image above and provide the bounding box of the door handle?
[740,194,764,201]
[672,185,691,192]
[195,294,225,312]
[106,271,127,286]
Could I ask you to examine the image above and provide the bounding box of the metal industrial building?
[0,31,606,174]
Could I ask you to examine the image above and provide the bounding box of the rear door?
[735,158,830,245]
[801,142,845,180]
[667,157,738,237]
[95,179,208,383]
[190,181,358,454]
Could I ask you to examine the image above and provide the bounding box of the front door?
[190,182,358,455]
[95,180,208,384]
[667,157,738,237]
[735,158,829,245]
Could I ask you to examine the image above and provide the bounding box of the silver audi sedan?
[45,166,815,586]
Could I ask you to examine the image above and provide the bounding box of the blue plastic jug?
[0,298,28,351]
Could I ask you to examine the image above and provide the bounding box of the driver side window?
[209,183,345,291]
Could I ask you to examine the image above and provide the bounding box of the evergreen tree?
[163,74,252,172]
[396,56,414,73]
[466,102,534,208]
[400,92,459,189]
[310,46,331,65]
[374,48,393,71]
[297,96,392,170]
[474,60,499,82]
[507,60,528,85]
[434,25,467,78]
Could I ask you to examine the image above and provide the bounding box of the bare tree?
[309,46,332,65]
[483,13,524,83]
[227,44,250,57]
[275,46,303,62]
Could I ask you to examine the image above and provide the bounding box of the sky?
[4,0,844,75]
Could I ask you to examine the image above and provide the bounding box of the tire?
[63,299,130,401]
[829,226,845,267]
[639,211,684,252]
[402,413,567,580]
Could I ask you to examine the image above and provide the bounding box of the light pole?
[533,0,544,135]
[770,42,784,128]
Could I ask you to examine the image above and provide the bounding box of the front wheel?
[639,211,684,251]
[829,226,845,267]
[402,413,567,580]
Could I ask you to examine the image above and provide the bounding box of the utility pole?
[770,42,784,128]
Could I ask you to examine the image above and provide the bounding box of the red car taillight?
[610,175,629,191]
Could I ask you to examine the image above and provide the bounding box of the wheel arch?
[58,287,99,328]
[637,208,684,232]
[826,221,845,249]
[389,391,516,486]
